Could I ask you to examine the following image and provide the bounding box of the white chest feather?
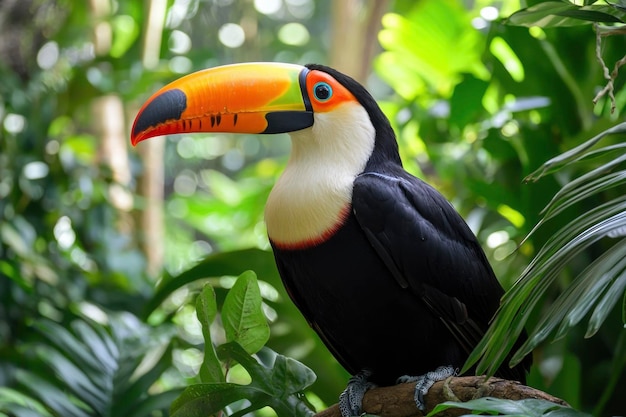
[265,103,375,248]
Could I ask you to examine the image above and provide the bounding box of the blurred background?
[1,0,625,415]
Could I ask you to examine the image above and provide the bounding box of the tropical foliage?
[1,0,625,416]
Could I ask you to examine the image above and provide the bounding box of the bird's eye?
[313,82,332,102]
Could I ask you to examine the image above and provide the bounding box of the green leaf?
[533,154,626,225]
[218,343,270,386]
[33,344,107,411]
[0,406,46,417]
[171,344,316,417]
[0,387,53,417]
[195,284,225,383]
[256,347,318,394]
[449,74,489,129]
[623,288,626,326]
[110,15,139,58]
[217,343,316,416]
[561,244,626,338]
[144,248,278,317]
[427,397,591,417]
[71,319,118,375]
[525,121,626,182]
[14,370,92,417]
[375,0,488,99]
[196,284,218,327]
[506,2,626,27]
[222,271,270,355]
[112,343,178,416]
[586,262,626,337]
[511,239,626,362]
[33,319,112,377]
[0,260,32,291]
[170,383,255,417]
[60,134,97,164]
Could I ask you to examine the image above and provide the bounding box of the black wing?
[352,170,528,380]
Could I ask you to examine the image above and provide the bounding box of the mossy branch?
[314,376,568,417]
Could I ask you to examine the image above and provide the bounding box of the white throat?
[265,102,376,248]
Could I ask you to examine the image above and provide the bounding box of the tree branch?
[314,376,568,417]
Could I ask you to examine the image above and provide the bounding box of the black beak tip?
[132,88,188,138]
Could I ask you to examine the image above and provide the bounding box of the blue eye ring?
[313,82,333,102]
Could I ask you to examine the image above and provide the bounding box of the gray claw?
[339,370,375,417]
[397,365,456,411]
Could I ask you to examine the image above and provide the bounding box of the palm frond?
[465,122,626,377]
[4,313,181,417]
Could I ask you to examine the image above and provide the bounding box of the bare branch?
[592,23,626,113]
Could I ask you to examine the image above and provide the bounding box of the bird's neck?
[265,104,375,249]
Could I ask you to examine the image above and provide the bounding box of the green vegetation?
[1,1,625,416]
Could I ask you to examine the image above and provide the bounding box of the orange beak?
[131,62,313,146]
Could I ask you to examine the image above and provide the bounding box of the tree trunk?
[133,0,168,278]
[330,0,390,83]
[90,0,134,235]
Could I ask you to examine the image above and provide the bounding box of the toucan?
[131,62,531,415]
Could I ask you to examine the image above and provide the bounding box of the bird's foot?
[396,365,457,411]
[339,370,376,417]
